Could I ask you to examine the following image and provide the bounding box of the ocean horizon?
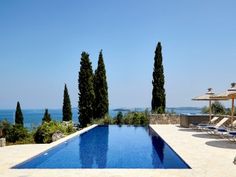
[0,107,202,129]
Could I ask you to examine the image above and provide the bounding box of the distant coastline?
[112,108,131,112]
[0,107,203,129]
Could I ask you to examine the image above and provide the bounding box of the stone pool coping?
[1,124,236,177]
[0,125,98,170]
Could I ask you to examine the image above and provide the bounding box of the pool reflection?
[149,127,165,168]
[79,125,109,168]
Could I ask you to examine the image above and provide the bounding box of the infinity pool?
[13,125,190,169]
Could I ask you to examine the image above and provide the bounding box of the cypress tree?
[15,101,24,126]
[78,52,95,128]
[94,50,109,119]
[62,84,72,121]
[42,109,51,123]
[151,42,166,113]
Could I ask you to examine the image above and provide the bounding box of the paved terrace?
[0,124,236,177]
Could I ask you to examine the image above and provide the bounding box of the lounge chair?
[192,116,219,130]
[224,131,236,141]
[215,120,236,134]
[217,129,236,141]
[215,120,236,141]
[204,117,229,134]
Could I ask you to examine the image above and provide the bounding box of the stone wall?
[149,114,180,124]
[0,138,6,147]
[180,115,209,128]
[0,128,2,138]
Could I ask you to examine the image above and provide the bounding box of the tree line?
[78,50,109,127]
[14,42,165,129]
[1,42,166,145]
[78,42,166,128]
[12,84,72,127]
[14,83,73,127]
[1,84,74,144]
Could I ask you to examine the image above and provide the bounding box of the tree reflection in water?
[149,128,165,168]
[79,126,109,168]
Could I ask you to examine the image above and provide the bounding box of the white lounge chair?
[224,131,236,141]
[204,117,229,134]
[215,120,236,141]
[193,116,219,130]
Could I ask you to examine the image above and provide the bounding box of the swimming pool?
[13,125,190,169]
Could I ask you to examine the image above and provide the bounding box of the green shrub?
[92,112,149,126]
[103,117,111,125]
[7,124,29,143]
[123,115,131,124]
[115,112,123,125]
[225,107,236,116]
[201,106,209,114]
[102,115,114,125]
[0,120,34,144]
[65,123,74,133]
[34,121,75,143]
[212,101,226,115]
[128,112,149,126]
[117,112,149,126]
[140,114,149,125]
[0,119,11,138]
[202,101,226,115]
[132,112,140,125]
[34,122,53,143]
[92,115,114,125]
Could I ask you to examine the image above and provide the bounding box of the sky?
[0,0,236,109]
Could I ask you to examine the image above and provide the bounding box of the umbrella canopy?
[210,83,236,126]
[211,83,236,99]
[192,88,225,121]
[192,88,215,101]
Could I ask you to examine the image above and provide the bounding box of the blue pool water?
[13,125,190,169]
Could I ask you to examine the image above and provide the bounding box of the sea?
[0,107,202,129]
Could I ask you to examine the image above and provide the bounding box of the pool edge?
[11,124,98,169]
[149,125,191,169]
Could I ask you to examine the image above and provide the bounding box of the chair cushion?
[198,124,208,127]
[217,128,227,132]
[229,131,236,136]
[207,126,216,130]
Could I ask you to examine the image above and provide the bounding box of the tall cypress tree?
[94,50,109,119]
[62,84,72,121]
[42,109,51,123]
[151,42,166,113]
[78,52,95,128]
[15,101,24,126]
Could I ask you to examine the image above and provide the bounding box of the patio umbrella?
[210,83,236,126]
[192,88,220,121]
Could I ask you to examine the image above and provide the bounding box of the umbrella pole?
[209,100,212,122]
[232,98,235,126]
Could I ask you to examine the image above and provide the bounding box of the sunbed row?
[191,116,236,141]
